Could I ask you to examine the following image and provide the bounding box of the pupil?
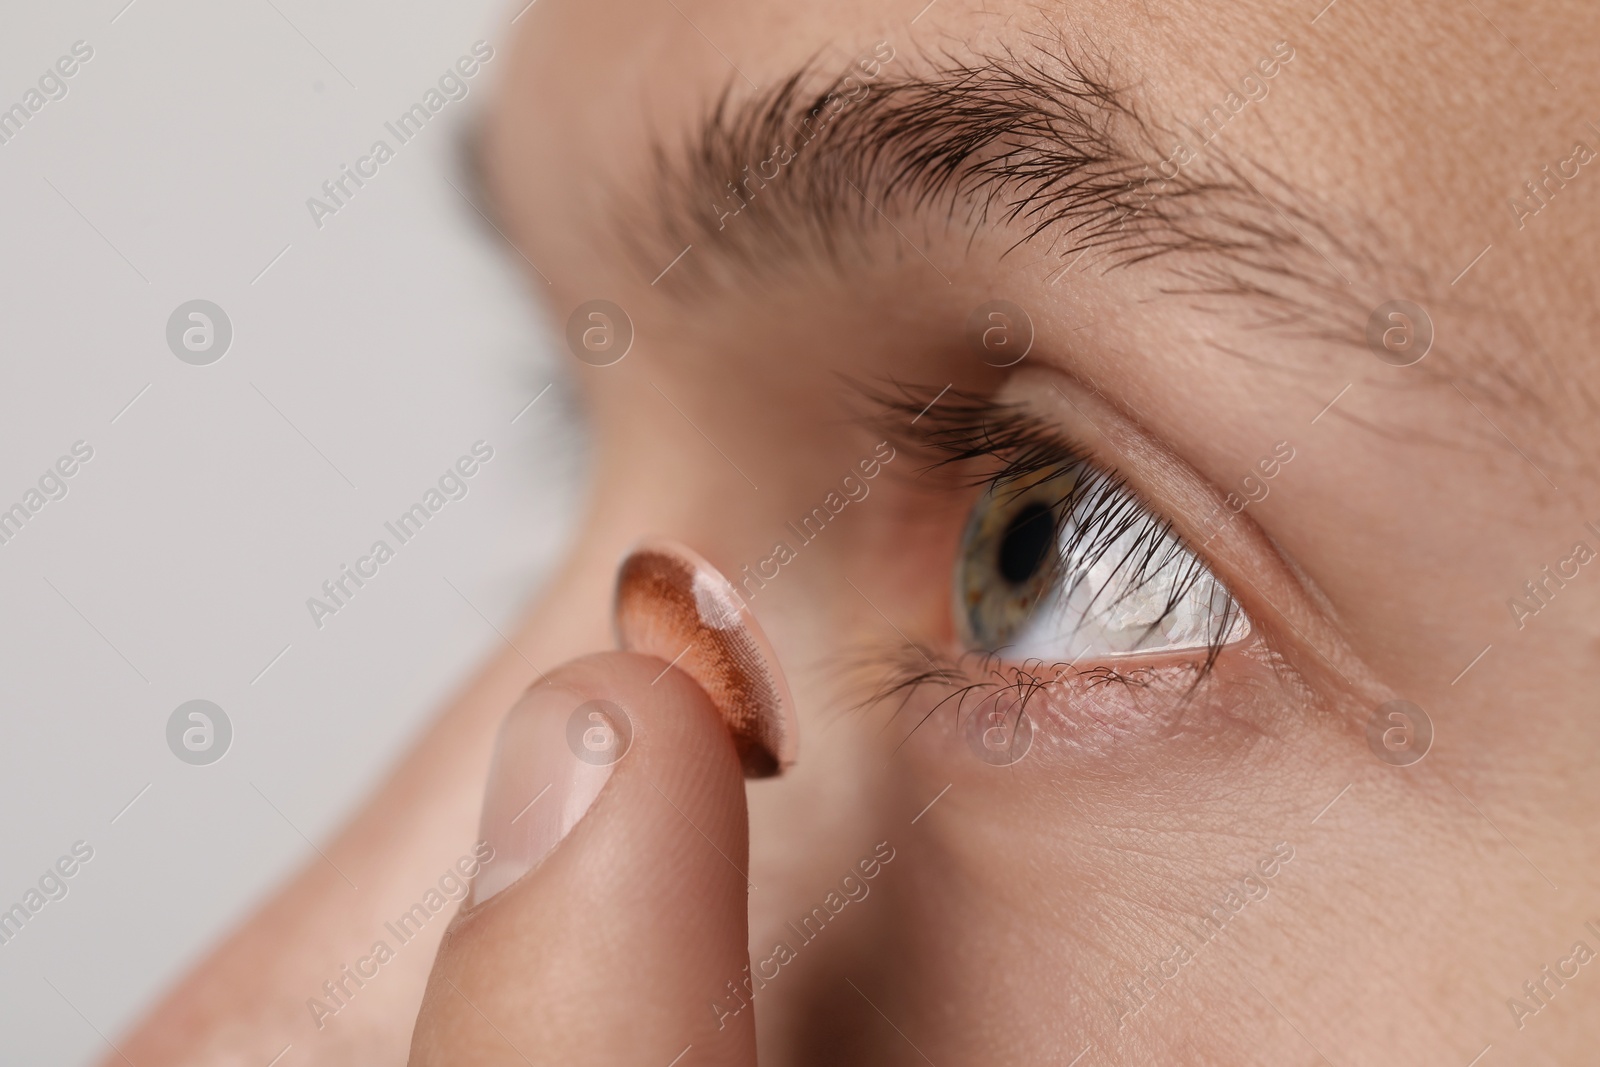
[997,502,1054,585]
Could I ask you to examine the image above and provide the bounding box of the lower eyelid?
[888,642,1284,772]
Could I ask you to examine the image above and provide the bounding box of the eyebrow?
[616,44,1573,432]
[461,36,1554,432]
[622,41,1366,329]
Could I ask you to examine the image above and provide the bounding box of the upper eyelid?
[851,379,1090,488]
[855,379,1181,556]
[853,378,1198,567]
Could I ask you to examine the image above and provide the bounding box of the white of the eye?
[1005,520,1248,661]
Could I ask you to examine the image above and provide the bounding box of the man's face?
[482,1,1600,1062]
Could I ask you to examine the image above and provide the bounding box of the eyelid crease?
[849,376,1087,489]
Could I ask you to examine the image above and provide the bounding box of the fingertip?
[470,651,743,906]
[414,650,758,1064]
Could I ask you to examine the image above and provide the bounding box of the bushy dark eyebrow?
[616,42,1584,435]
[451,34,1579,461]
[621,40,1368,331]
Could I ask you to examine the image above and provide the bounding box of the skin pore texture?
[116,0,1600,1065]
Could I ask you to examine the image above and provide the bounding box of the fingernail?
[470,684,631,904]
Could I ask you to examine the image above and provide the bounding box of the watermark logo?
[1365,699,1432,766]
[1508,138,1596,230]
[1365,300,1432,367]
[305,441,495,631]
[1505,918,1600,1031]
[1111,841,1294,1028]
[966,300,1034,367]
[566,699,632,766]
[166,300,233,366]
[1507,525,1598,630]
[565,300,633,367]
[166,700,232,765]
[0,440,94,548]
[966,694,1034,766]
[731,441,896,604]
[305,41,495,230]
[0,840,94,948]
[0,40,95,148]
[710,841,897,1029]
[307,842,495,1030]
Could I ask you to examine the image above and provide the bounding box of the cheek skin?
[875,647,1336,1060]
[881,641,1524,1064]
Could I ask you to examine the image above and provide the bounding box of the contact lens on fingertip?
[613,540,797,778]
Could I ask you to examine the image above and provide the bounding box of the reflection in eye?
[955,464,1250,661]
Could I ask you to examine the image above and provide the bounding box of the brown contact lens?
[613,541,797,778]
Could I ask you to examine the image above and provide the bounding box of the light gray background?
[0,2,579,1062]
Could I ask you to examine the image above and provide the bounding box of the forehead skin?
[480,0,1600,1062]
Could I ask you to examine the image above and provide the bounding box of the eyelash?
[851,380,1241,731]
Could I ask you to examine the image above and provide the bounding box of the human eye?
[956,460,1249,663]
[868,382,1250,680]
